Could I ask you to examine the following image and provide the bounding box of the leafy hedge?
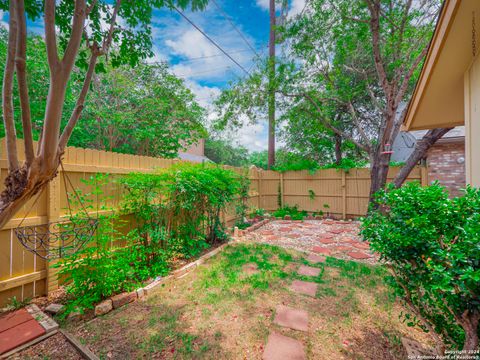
[361,182,480,352]
[57,164,248,313]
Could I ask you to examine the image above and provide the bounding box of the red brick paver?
[290,280,318,297]
[306,254,326,264]
[347,251,371,260]
[273,305,308,332]
[312,246,332,256]
[297,265,321,277]
[0,310,46,355]
[263,332,306,360]
[318,238,335,244]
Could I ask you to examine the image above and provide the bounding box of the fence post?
[46,176,61,294]
[341,170,347,220]
[280,172,284,208]
[258,169,263,209]
[421,165,428,186]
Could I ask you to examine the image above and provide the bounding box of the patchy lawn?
[65,243,433,359]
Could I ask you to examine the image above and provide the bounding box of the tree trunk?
[369,148,392,203]
[334,134,342,165]
[267,0,276,169]
[0,156,59,229]
[393,128,452,188]
[461,310,480,351]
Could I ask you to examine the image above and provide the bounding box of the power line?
[177,47,266,63]
[210,0,259,58]
[173,6,251,76]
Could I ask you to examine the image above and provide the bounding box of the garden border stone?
[92,241,233,317]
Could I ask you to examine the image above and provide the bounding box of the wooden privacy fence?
[0,138,425,306]
[0,139,260,307]
[257,167,426,218]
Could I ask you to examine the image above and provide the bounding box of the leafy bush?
[57,164,246,314]
[56,175,144,314]
[121,163,246,258]
[273,205,307,220]
[361,182,480,352]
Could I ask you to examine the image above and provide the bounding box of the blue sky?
[148,0,306,151]
[0,0,306,151]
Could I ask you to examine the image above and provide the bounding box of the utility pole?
[268,0,276,169]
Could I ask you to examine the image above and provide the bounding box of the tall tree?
[267,0,276,169]
[277,0,446,200]
[0,0,208,229]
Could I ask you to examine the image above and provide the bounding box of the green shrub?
[121,163,246,257]
[273,205,307,220]
[361,182,480,352]
[57,164,247,314]
[56,174,143,314]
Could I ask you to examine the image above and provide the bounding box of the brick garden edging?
[93,241,231,317]
[91,218,274,317]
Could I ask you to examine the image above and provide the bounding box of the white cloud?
[255,0,307,17]
[235,122,268,152]
[289,0,307,17]
[0,11,9,30]
[256,0,270,11]
[184,79,221,109]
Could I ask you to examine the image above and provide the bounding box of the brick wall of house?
[427,141,466,197]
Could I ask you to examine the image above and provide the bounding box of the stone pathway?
[263,252,325,359]
[245,219,376,264]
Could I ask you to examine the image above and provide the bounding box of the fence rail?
[0,138,424,306]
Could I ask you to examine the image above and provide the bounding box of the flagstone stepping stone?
[312,246,331,255]
[297,265,321,277]
[331,245,353,253]
[328,229,344,234]
[263,332,306,360]
[273,305,308,331]
[279,227,293,232]
[347,251,371,260]
[286,233,301,239]
[352,242,370,250]
[306,254,326,264]
[318,238,335,244]
[290,280,318,297]
[318,233,334,239]
[260,230,275,236]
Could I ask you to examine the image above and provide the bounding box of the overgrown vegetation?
[361,183,480,353]
[57,164,247,313]
[273,204,308,220]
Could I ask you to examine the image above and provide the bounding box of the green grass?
[67,243,426,360]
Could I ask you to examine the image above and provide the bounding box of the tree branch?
[15,0,35,167]
[44,0,59,71]
[393,128,452,188]
[62,0,87,69]
[3,0,19,171]
[299,93,371,153]
[366,0,391,96]
[347,101,371,148]
[59,49,99,151]
[394,45,429,107]
[101,0,121,54]
[59,0,121,150]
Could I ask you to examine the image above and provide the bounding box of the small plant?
[308,189,316,200]
[361,182,480,353]
[273,205,307,220]
[4,296,30,311]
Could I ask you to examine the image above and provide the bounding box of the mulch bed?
[7,332,83,360]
